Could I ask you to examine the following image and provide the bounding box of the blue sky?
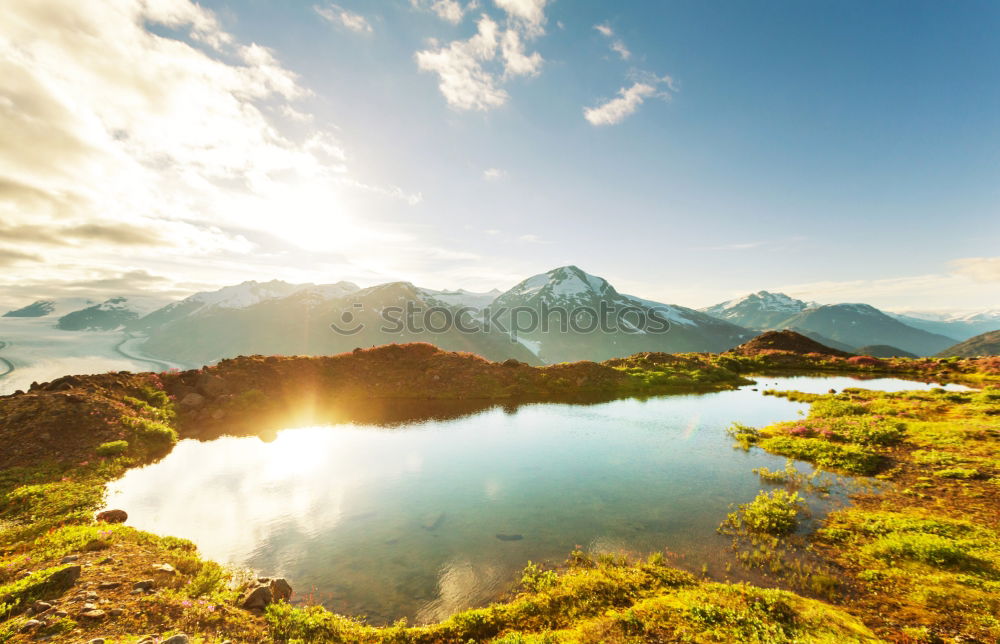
[1,0,998,311]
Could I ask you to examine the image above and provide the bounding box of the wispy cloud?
[482,167,507,180]
[951,256,1000,282]
[315,3,373,34]
[412,0,477,24]
[594,23,631,60]
[584,76,673,126]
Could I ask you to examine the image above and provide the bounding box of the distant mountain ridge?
[700,293,960,356]
[937,330,1000,358]
[5,273,994,365]
[888,310,1000,342]
[701,291,813,329]
[136,280,539,366]
[56,296,168,331]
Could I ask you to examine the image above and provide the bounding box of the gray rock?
[88,639,107,644]
[96,509,128,523]
[60,555,79,564]
[269,578,293,602]
[179,392,205,408]
[48,565,82,589]
[79,609,106,619]
[133,579,155,591]
[240,585,272,610]
[109,608,124,617]
[20,619,42,632]
[32,601,52,612]
[162,634,190,644]
[98,581,121,590]
[152,563,176,574]
[53,610,68,618]
[86,591,99,600]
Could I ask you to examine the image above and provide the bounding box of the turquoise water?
[104,375,969,624]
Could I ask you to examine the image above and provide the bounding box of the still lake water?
[105,375,970,623]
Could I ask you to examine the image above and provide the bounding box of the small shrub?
[721,489,806,535]
[728,422,760,450]
[95,440,129,457]
[520,561,558,592]
[810,398,867,417]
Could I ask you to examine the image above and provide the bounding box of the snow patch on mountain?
[416,288,501,311]
[707,291,810,315]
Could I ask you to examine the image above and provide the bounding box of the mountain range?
[700,291,977,356]
[3,270,998,366]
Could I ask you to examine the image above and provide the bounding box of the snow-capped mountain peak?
[709,291,809,315]
[56,295,170,331]
[498,265,616,306]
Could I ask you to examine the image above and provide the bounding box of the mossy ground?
[737,385,1000,642]
[0,346,997,642]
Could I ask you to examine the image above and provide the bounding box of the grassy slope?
[1,344,998,642]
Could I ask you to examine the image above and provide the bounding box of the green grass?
[758,436,881,475]
[721,489,807,536]
[934,467,980,479]
[95,439,129,456]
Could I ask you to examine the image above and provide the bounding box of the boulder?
[179,392,205,409]
[161,635,190,644]
[197,374,228,397]
[96,509,128,524]
[240,585,272,611]
[269,578,293,602]
[48,564,82,589]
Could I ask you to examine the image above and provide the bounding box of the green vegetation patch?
[721,489,807,536]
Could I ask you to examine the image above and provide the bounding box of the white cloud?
[584,74,675,126]
[412,0,477,24]
[951,256,1000,282]
[610,41,632,61]
[415,0,547,109]
[584,82,656,126]
[594,23,630,60]
[315,3,374,34]
[494,0,548,37]
[415,15,507,110]
[482,167,506,180]
[500,29,543,77]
